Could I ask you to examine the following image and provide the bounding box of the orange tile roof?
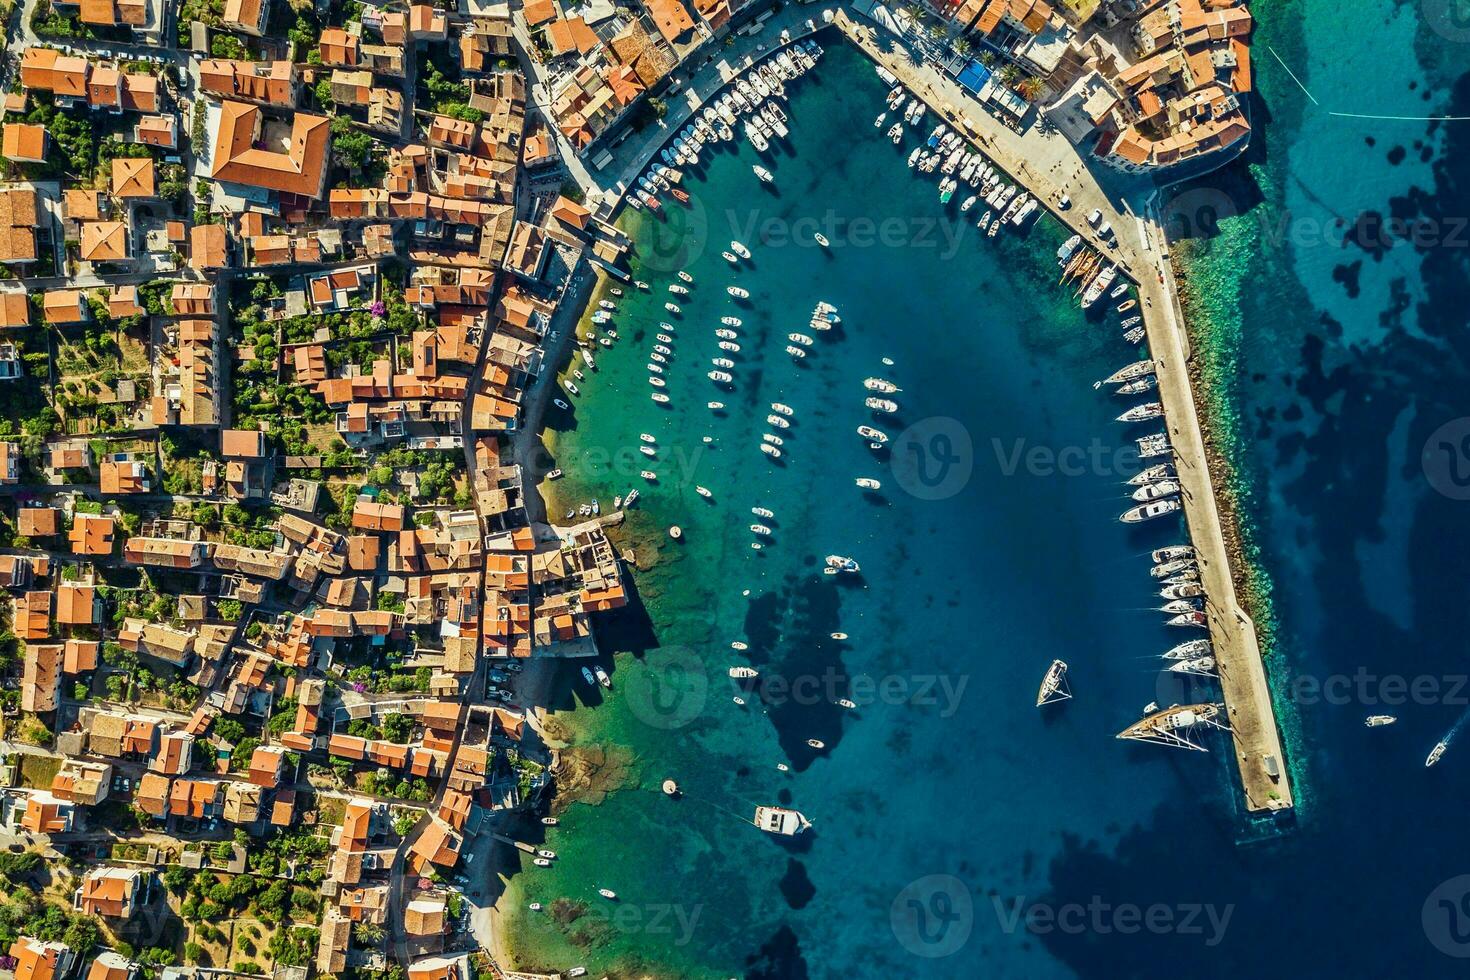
[1,123,46,162]
[210,101,330,199]
[111,158,155,198]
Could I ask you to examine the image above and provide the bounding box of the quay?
[560,4,1290,814]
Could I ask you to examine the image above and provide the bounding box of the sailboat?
[1035,660,1071,707]
[1116,703,1227,751]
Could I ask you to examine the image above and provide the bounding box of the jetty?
[831,10,1291,814]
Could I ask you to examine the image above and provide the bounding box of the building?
[210,101,330,200]
[1,124,48,163]
[77,867,148,919]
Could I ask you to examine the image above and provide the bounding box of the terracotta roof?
[644,0,696,42]
[80,221,128,262]
[2,123,47,162]
[210,101,330,199]
[111,157,155,198]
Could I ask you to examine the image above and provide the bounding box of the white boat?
[960,194,978,212]
[1132,480,1179,502]
[788,333,813,346]
[534,858,551,867]
[722,315,743,326]
[716,329,738,339]
[753,805,811,836]
[665,302,681,314]
[712,357,735,369]
[855,478,881,490]
[639,446,657,458]
[814,233,830,247]
[785,345,806,358]
[1169,656,1216,676]
[857,425,888,444]
[708,401,725,410]
[767,414,789,428]
[864,377,901,393]
[752,506,774,518]
[730,666,759,679]
[750,524,772,536]
[648,376,665,388]
[825,555,860,573]
[723,250,740,263]
[565,381,580,396]
[1161,639,1211,661]
[1365,715,1397,727]
[874,111,886,128]
[696,486,712,498]
[754,165,774,183]
[1036,659,1072,707]
[762,433,783,446]
[594,666,611,689]
[1117,402,1164,423]
[537,849,557,859]
[669,284,688,295]
[1082,265,1118,309]
[771,403,794,415]
[907,147,922,167]
[708,370,733,383]
[727,286,749,299]
[865,397,898,413]
[1121,499,1181,523]
[646,363,664,375]
[806,738,825,749]
[599,889,617,900]
[730,240,751,258]
[1428,741,1448,767]
[760,444,782,458]
[640,470,657,481]
[651,392,670,404]
[719,341,741,352]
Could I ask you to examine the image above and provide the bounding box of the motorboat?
[864,377,901,393]
[1132,480,1180,502]
[786,346,806,358]
[754,165,775,183]
[594,666,611,689]
[581,666,596,685]
[1152,544,1194,563]
[728,286,750,299]
[1121,499,1182,523]
[751,524,772,536]
[708,370,733,383]
[730,666,760,679]
[857,425,888,444]
[760,444,782,458]
[767,414,789,428]
[722,316,743,326]
[771,403,794,415]
[825,555,860,573]
[1365,715,1397,727]
[665,302,681,313]
[856,478,881,490]
[716,329,738,339]
[640,470,657,481]
[762,433,783,447]
[696,486,712,498]
[865,397,898,413]
[731,240,751,258]
[752,506,774,518]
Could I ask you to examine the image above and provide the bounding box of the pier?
[831,10,1290,813]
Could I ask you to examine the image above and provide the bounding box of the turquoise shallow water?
[496,7,1470,976]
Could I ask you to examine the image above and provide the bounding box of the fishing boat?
[786,345,806,358]
[753,165,774,183]
[1365,715,1397,727]
[1428,742,1449,767]
[1152,544,1195,563]
[864,377,901,393]
[753,806,812,836]
[1161,639,1211,661]
[1117,703,1226,751]
[731,240,751,258]
[708,401,725,410]
[750,524,772,536]
[727,286,749,299]
[856,477,881,490]
[761,444,782,458]
[1132,480,1180,502]
[752,506,774,518]
[729,666,759,679]
[708,370,733,383]
[696,486,712,498]
[814,233,830,247]
[599,889,618,900]
[767,414,789,428]
[857,425,888,444]
[640,470,657,481]
[1121,498,1181,523]
[654,345,672,356]
[646,363,664,374]
[665,302,681,313]
[825,554,860,573]
[723,250,740,263]
[1036,659,1072,707]
[722,315,742,326]
[865,397,898,413]
[771,402,794,415]
[651,392,670,404]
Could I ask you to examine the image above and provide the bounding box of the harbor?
[563,4,1292,815]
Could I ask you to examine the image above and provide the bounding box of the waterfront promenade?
[547,3,1291,814]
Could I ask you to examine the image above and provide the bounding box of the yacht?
[1152,558,1197,579]
[856,478,881,490]
[1120,498,1182,523]
[731,240,751,258]
[864,377,901,393]
[753,806,812,836]
[754,165,774,183]
[1117,376,1157,396]
[1427,741,1449,767]
[1364,715,1397,727]
[825,555,860,573]
[1117,402,1164,423]
[752,506,774,518]
[1131,480,1179,502]
[865,397,898,413]
[594,666,611,689]
[730,666,759,679]
[887,122,903,144]
[1161,639,1211,661]
[1167,610,1208,628]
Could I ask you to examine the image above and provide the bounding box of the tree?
[330,117,375,170]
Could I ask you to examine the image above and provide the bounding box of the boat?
[1169,656,1217,676]
[728,286,749,298]
[1118,299,1138,313]
[1152,544,1195,563]
[788,333,813,346]
[754,165,774,183]
[767,414,789,428]
[1129,464,1175,487]
[1428,741,1448,767]
[825,554,860,573]
[1160,598,1203,615]
[722,316,742,326]
[651,393,670,404]
[599,889,617,900]
[806,738,825,749]
[753,805,812,836]
[1132,480,1180,502]
[1136,433,1171,458]
[1167,611,1208,629]
[708,370,733,383]
[857,425,888,444]
[1116,703,1226,751]
[708,401,725,410]
[729,666,759,679]
[648,376,665,388]
[594,666,611,689]
[665,302,681,314]
[1121,315,1143,329]
[887,122,903,144]
[669,284,688,295]
[1082,265,1118,309]
[1103,360,1154,385]
[814,233,830,247]
[723,250,740,263]
[1124,325,1146,345]
[761,444,782,458]
[598,300,615,311]
[786,345,806,358]
[534,858,551,867]
[696,486,712,498]
[837,698,857,709]
[864,377,901,393]
[623,489,639,507]
[856,478,881,490]
[716,328,738,339]
[771,402,794,415]
[640,470,657,481]
[712,357,735,369]
[731,641,748,650]
[865,397,898,413]
[1036,659,1072,706]
[1162,639,1211,661]
[581,666,596,685]
[731,240,751,258]
[750,523,772,537]
[719,341,741,352]
[547,468,564,481]
[907,147,922,167]
[960,194,978,212]
[634,280,649,290]
[581,349,596,370]
[752,506,774,518]
[1117,376,1158,396]
[536,849,556,859]
[678,270,693,283]
[1121,499,1181,523]
[762,433,783,447]
[1365,715,1397,727]
[733,696,745,705]
[639,445,657,458]
[1056,234,1082,262]
[1160,582,1204,600]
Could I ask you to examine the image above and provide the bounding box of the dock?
[832,10,1291,813]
